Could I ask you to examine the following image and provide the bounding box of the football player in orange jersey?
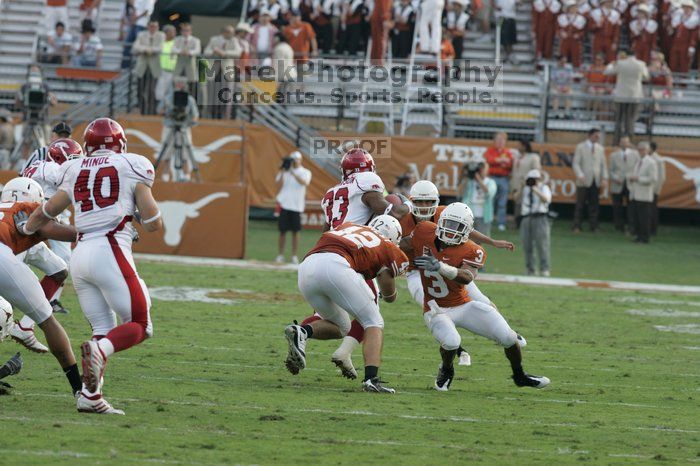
[402,202,550,391]
[285,215,408,393]
[0,177,84,397]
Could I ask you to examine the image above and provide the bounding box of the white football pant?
[0,243,53,325]
[419,0,445,54]
[71,238,153,338]
[423,300,518,350]
[298,253,384,334]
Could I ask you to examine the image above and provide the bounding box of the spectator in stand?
[172,23,202,90]
[459,154,497,237]
[204,25,241,119]
[133,20,164,115]
[311,0,337,54]
[252,11,279,60]
[444,0,469,60]
[532,0,561,61]
[393,172,416,197]
[44,22,73,64]
[392,0,415,58]
[648,51,673,107]
[584,52,611,118]
[475,0,492,36]
[72,22,103,67]
[440,30,456,63]
[557,0,586,68]
[155,24,177,106]
[649,142,665,235]
[234,22,253,73]
[370,0,392,61]
[495,0,518,64]
[341,0,368,55]
[589,0,621,63]
[122,0,156,68]
[275,151,312,264]
[484,131,514,231]
[273,33,296,102]
[284,11,318,63]
[629,4,658,63]
[609,136,640,233]
[551,55,574,119]
[419,0,445,55]
[512,140,542,219]
[604,48,649,144]
[45,0,69,32]
[266,0,285,25]
[79,0,102,24]
[119,0,135,42]
[572,128,608,233]
[629,141,658,243]
[668,0,698,73]
[0,110,14,170]
[519,169,551,276]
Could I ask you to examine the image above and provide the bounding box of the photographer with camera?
[157,77,199,181]
[275,151,311,265]
[519,169,551,277]
[459,154,497,237]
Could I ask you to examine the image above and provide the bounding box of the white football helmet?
[368,215,403,244]
[409,180,440,220]
[0,297,13,342]
[1,177,44,203]
[437,202,474,245]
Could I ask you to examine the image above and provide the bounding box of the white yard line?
[134,254,700,295]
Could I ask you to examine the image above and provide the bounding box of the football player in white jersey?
[23,117,163,415]
[21,138,84,314]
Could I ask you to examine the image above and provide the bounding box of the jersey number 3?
[323,187,349,229]
[74,167,120,213]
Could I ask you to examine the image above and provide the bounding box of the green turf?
[247,219,700,285]
[1,262,699,465]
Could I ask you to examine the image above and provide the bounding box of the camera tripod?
[9,119,47,169]
[154,124,201,182]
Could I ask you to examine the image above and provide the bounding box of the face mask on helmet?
[411,198,439,219]
[437,217,472,245]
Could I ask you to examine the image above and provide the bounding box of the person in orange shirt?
[483,131,514,231]
[401,202,550,391]
[284,11,319,63]
[284,215,408,393]
[0,178,83,399]
[440,31,456,63]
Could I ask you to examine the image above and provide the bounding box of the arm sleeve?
[355,172,385,193]
[126,154,156,187]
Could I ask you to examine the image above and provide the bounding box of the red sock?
[301,314,322,326]
[348,319,365,343]
[105,323,146,353]
[40,276,63,300]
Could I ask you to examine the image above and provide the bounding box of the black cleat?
[362,377,396,393]
[434,364,454,391]
[0,352,23,380]
[512,373,550,389]
[51,300,69,314]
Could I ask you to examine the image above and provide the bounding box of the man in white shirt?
[495,0,518,63]
[72,23,103,67]
[275,151,312,264]
[649,141,665,235]
[519,169,552,276]
[45,21,73,64]
[122,0,156,68]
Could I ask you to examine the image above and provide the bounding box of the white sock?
[18,315,35,329]
[333,336,360,359]
[97,338,115,358]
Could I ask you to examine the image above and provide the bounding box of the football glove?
[13,211,30,236]
[414,254,441,272]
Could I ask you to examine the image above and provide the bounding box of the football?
[385,194,403,206]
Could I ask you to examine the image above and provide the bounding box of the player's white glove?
[395,193,414,212]
[414,255,440,272]
[13,211,32,236]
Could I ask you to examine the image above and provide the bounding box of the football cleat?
[76,392,125,415]
[284,323,307,375]
[513,373,550,389]
[517,334,527,348]
[81,340,107,393]
[0,352,23,379]
[331,355,358,380]
[10,322,48,353]
[458,351,471,366]
[362,377,396,394]
[434,364,454,391]
[51,300,69,314]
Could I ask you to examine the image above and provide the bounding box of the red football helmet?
[47,138,83,165]
[83,117,127,155]
[341,148,375,180]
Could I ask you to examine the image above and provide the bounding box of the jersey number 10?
[74,167,120,213]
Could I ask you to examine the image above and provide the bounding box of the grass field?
[1,228,700,464]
